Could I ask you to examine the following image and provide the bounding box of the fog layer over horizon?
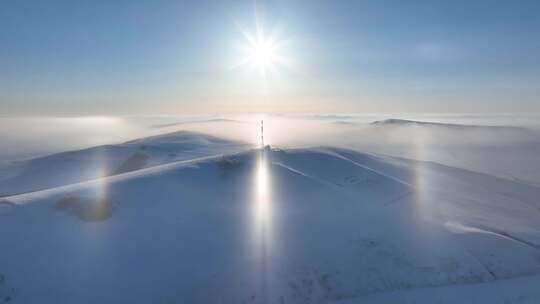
[1,113,540,185]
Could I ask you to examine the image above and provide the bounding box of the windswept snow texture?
[2,145,540,303]
[0,131,249,196]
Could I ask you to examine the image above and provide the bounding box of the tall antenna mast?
[261,120,264,147]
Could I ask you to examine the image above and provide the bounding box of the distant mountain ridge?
[370,118,527,130]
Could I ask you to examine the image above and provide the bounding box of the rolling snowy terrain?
[0,131,248,196]
[2,124,540,303]
[346,118,540,187]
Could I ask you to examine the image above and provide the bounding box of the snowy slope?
[337,119,540,187]
[0,131,249,196]
[1,146,540,303]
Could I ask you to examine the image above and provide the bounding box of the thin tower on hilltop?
[261,120,264,147]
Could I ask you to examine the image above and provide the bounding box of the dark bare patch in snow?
[113,151,149,174]
[55,196,113,222]
[217,156,247,179]
[0,274,16,303]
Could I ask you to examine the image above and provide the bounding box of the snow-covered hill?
[337,118,540,187]
[0,131,249,196]
[371,118,529,129]
[1,144,540,303]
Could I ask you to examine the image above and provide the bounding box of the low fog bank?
[1,114,540,185]
[0,115,243,164]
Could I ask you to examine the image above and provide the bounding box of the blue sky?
[1,0,539,115]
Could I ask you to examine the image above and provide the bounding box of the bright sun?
[247,38,279,70]
[235,23,287,76]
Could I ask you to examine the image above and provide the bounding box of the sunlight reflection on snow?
[253,149,273,250]
[250,148,275,300]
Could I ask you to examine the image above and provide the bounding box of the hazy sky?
[1,0,539,115]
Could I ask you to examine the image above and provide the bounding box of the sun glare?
[247,38,279,70]
[234,21,288,77]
